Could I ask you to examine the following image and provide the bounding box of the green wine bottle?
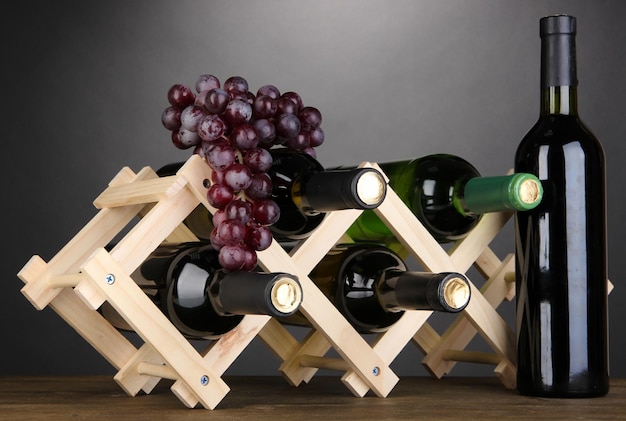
[345,154,543,243]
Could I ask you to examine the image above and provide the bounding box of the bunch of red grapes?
[161,75,324,271]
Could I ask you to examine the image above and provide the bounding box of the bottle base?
[517,384,609,399]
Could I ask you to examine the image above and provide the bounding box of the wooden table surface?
[0,376,623,420]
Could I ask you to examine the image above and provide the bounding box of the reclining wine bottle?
[101,242,303,339]
[157,148,387,240]
[344,154,543,243]
[279,243,471,333]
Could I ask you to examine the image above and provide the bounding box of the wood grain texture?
[0,376,622,419]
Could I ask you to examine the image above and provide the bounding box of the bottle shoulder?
[516,115,604,159]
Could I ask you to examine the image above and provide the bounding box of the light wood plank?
[81,249,230,410]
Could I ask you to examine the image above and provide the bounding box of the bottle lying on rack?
[278,243,471,334]
[101,242,303,340]
[157,148,388,241]
[515,15,608,398]
[343,154,543,243]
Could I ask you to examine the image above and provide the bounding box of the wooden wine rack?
[18,154,612,409]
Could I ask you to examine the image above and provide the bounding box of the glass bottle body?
[101,242,242,339]
[347,154,482,243]
[514,14,608,398]
[102,242,303,340]
[281,244,470,334]
[157,149,386,241]
[268,149,326,239]
[515,113,608,397]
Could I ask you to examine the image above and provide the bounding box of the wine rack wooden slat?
[259,184,519,396]
[16,156,397,408]
[19,154,609,408]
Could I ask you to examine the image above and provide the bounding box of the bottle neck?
[209,271,302,317]
[292,168,387,215]
[541,86,578,116]
[540,18,579,116]
[375,270,470,313]
[456,173,543,215]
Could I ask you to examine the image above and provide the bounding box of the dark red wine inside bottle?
[514,15,609,397]
[156,149,387,241]
[101,242,302,340]
[280,244,471,334]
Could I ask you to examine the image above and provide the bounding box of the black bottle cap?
[211,271,303,317]
[539,14,578,88]
[302,168,387,212]
[540,14,576,36]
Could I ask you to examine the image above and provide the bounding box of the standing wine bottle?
[280,244,471,333]
[157,149,388,240]
[515,15,608,397]
[101,242,303,340]
[345,154,543,243]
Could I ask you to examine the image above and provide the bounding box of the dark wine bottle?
[514,15,608,398]
[280,244,471,334]
[157,149,387,240]
[101,242,303,340]
[264,148,387,239]
[345,154,543,243]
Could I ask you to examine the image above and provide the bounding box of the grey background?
[3,0,625,380]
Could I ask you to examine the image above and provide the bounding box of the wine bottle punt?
[101,242,303,340]
[279,244,471,334]
[344,154,543,243]
[514,14,608,398]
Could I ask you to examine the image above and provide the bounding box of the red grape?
[198,114,227,142]
[223,76,249,94]
[252,199,280,226]
[253,95,277,119]
[172,128,201,149]
[256,84,280,99]
[298,106,322,130]
[243,148,272,173]
[207,183,234,209]
[211,167,225,184]
[212,209,227,227]
[194,90,210,109]
[245,223,272,251]
[210,227,225,250]
[217,219,246,245]
[218,245,246,271]
[232,124,259,150]
[206,143,236,171]
[241,246,258,271]
[224,99,252,125]
[180,105,205,131]
[223,163,252,191]
[286,131,310,150]
[245,173,272,200]
[308,126,325,147]
[281,91,303,110]
[253,119,276,146]
[276,97,298,115]
[204,88,230,114]
[163,74,326,271]
[167,84,195,107]
[224,199,252,224]
[275,113,301,139]
[303,146,317,158]
[196,74,220,92]
[161,106,182,130]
